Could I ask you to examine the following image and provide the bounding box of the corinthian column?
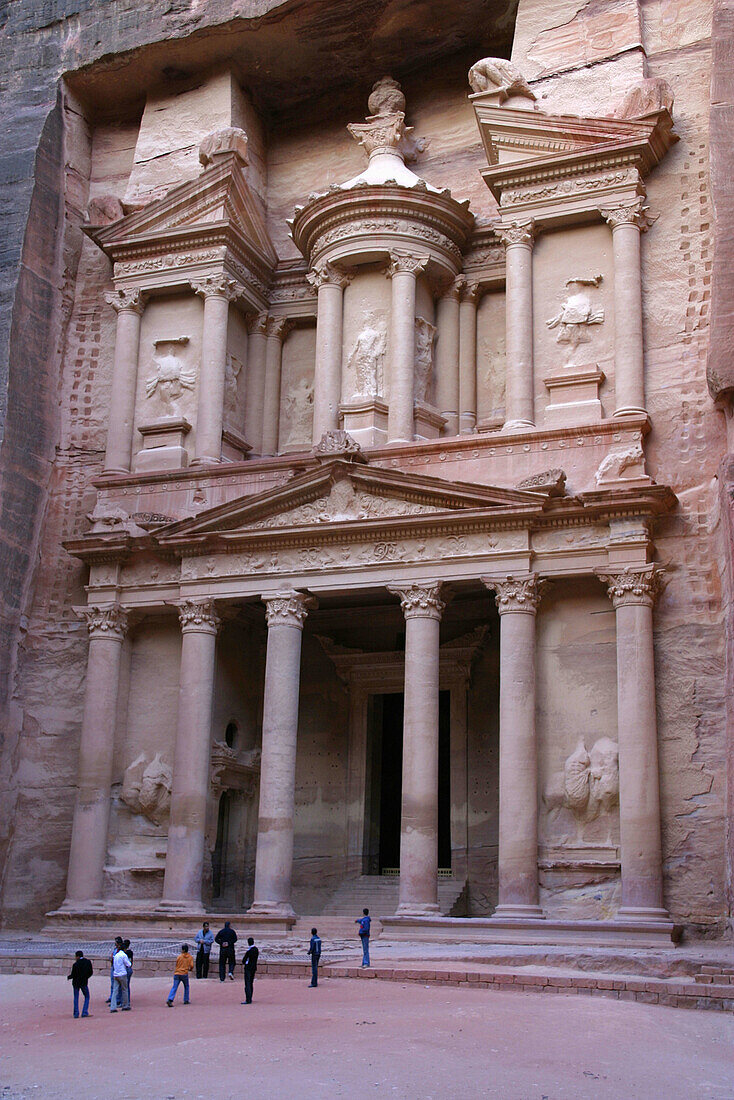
[597,565,669,921]
[104,288,146,475]
[307,262,352,443]
[387,252,428,444]
[388,581,445,915]
[434,278,462,436]
[249,590,316,917]
[162,599,221,907]
[498,222,536,430]
[600,200,652,417]
[191,275,241,464]
[64,604,128,905]
[482,573,546,918]
[261,317,293,455]
[459,279,480,435]
[244,312,268,454]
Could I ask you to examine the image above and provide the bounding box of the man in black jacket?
[67,950,93,1018]
[215,921,238,982]
[241,937,259,1004]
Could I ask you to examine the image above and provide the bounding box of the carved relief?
[105,287,146,315]
[594,443,644,484]
[347,314,387,400]
[468,57,536,103]
[264,590,315,628]
[347,76,427,164]
[250,480,440,529]
[145,338,196,410]
[599,198,656,232]
[177,599,221,632]
[312,431,365,462]
[496,221,536,248]
[281,378,314,448]
[224,353,243,415]
[80,605,128,639]
[121,752,172,825]
[199,127,248,167]
[516,469,567,495]
[546,276,604,365]
[544,738,619,845]
[414,316,436,404]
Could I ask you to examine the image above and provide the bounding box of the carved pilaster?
[105,287,146,315]
[80,604,129,639]
[177,598,221,633]
[388,252,429,278]
[307,261,353,291]
[597,565,667,609]
[388,581,446,620]
[496,221,537,249]
[191,274,242,301]
[482,573,547,614]
[264,590,316,629]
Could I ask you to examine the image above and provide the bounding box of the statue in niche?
[414,317,436,404]
[546,276,604,366]
[282,378,314,447]
[347,315,387,399]
[544,737,620,845]
[145,337,195,411]
[223,353,242,415]
[120,752,173,825]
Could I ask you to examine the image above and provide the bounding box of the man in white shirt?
[110,943,131,1012]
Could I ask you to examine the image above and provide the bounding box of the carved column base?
[502,417,534,432]
[246,900,296,920]
[339,398,389,448]
[157,899,201,913]
[492,903,546,921]
[396,901,441,917]
[617,905,671,923]
[543,366,605,427]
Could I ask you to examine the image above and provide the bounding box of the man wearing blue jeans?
[67,950,93,1018]
[110,944,131,1012]
[356,908,371,967]
[167,944,194,1006]
[308,928,322,987]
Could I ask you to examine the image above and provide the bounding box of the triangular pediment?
[154,460,549,551]
[87,154,277,268]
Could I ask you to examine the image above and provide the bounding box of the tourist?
[215,920,238,982]
[356,908,371,967]
[308,927,322,988]
[241,937,259,1005]
[123,938,134,1004]
[194,920,214,979]
[106,935,124,1004]
[67,950,93,1018]
[166,944,194,1007]
[110,939,131,1012]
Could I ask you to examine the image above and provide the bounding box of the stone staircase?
[292,875,466,938]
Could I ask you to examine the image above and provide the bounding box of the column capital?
[482,573,547,614]
[597,565,667,609]
[263,589,317,629]
[248,310,269,336]
[599,199,655,232]
[459,278,481,304]
[388,581,446,620]
[307,261,353,291]
[176,598,221,633]
[388,252,429,278]
[191,274,242,302]
[105,287,146,315]
[265,315,295,341]
[440,275,465,302]
[497,220,537,249]
[79,603,129,639]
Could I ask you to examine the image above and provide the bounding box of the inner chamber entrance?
[364,690,451,874]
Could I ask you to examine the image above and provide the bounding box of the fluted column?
[600,201,652,417]
[387,252,428,444]
[191,275,240,464]
[459,279,480,435]
[388,582,445,916]
[64,604,129,905]
[244,312,268,454]
[103,288,146,475]
[482,573,545,919]
[307,262,352,443]
[161,599,221,907]
[261,317,292,455]
[249,590,315,917]
[499,222,536,430]
[434,278,462,436]
[597,566,669,921]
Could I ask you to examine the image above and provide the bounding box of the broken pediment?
[86,149,277,275]
[154,459,549,552]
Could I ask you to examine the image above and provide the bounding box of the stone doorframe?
[317,629,487,885]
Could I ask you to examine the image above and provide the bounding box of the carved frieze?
[114,249,225,278]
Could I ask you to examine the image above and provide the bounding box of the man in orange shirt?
[166,944,194,1006]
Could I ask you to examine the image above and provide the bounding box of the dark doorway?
[211,791,231,899]
[364,690,451,874]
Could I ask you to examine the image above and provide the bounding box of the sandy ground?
[1,974,732,1100]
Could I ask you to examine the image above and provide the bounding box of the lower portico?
[53,435,677,945]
